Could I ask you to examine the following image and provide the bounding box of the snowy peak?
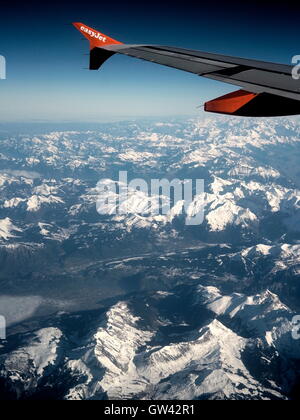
[0,218,22,241]
[93,302,154,374]
[0,328,63,393]
[196,285,297,357]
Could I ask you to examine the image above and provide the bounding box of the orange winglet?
[205,89,259,115]
[73,22,123,49]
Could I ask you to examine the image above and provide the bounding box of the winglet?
[73,22,123,49]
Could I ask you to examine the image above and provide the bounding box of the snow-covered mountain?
[1,284,299,400]
[0,118,299,240]
[0,117,300,400]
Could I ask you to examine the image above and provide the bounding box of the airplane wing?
[73,22,300,117]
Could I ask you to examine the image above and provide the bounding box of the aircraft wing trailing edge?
[73,22,300,117]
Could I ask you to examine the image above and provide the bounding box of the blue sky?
[0,0,299,122]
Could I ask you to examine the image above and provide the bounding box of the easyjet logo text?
[80,26,107,43]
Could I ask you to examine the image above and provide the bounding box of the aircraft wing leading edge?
[73,22,300,117]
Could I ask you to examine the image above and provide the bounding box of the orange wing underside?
[205,90,259,115]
